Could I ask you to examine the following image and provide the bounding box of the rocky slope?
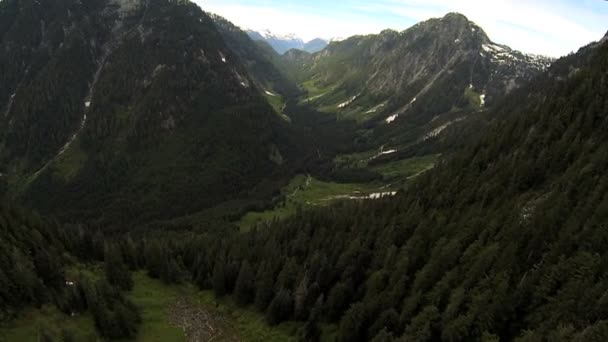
[285,13,553,145]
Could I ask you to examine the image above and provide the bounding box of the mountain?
[211,15,300,100]
[0,0,304,226]
[162,28,608,341]
[303,38,330,53]
[246,29,328,54]
[286,13,553,150]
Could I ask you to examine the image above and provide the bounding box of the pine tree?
[265,288,293,325]
[234,260,255,306]
[338,302,369,342]
[254,261,275,311]
[212,258,228,297]
[104,243,133,291]
[297,295,323,342]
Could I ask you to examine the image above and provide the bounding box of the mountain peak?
[442,12,471,22]
[246,30,328,54]
[602,31,608,43]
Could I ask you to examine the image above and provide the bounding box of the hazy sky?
[196,0,608,57]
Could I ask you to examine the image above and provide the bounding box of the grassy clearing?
[129,272,186,342]
[298,78,338,105]
[130,272,297,342]
[238,153,440,230]
[334,149,379,168]
[464,86,482,108]
[0,306,99,342]
[264,92,290,122]
[238,175,380,230]
[372,154,440,180]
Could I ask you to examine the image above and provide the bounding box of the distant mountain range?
[246,29,329,54]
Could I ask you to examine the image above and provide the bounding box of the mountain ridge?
[246,29,329,54]
[282,12,554,153]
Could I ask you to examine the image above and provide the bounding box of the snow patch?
[365,103,386,114]
[479,94,486,107]
[423,118,465,141]
[233,70,249,88]
[370,147,398,161]
[454,39,461,43]
[385,114,398,124]
[327,191,398,201]
[366,192,397,199]
[303,93,327,102]
[337,96,358,109]
[66,281,75,286]
[482,43,506,53]
[265,90,277,97]
[4,93,16,117]
[219,51,227,63]
[85,101,91,108]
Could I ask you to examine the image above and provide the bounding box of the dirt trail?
[167,298,241,342]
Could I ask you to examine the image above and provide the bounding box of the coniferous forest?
[1,0,608,341]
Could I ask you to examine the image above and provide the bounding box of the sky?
[196,0,608,57]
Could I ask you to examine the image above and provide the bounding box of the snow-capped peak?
[260,29,302,42]
[481,42,553,70]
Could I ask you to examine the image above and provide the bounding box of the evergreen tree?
[234,260,255,306]
[104,243,133,291]
[265,288,293,325]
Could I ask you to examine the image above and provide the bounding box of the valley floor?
[238,154,439,230]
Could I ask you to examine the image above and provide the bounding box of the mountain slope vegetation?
[134,33,608,342]
[284,13,553,151]
[0,0,305,226]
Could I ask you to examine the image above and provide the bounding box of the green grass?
[0,306,99,342]
[264,92,290,122]
[0,271,296,342]
[299,78,337,104]
[238,175,384,230]
[464,86,482,108]
[129,272,297,342]
[129,272,186,342]
[372,154,440,180]
[238,154,441,230]
[334,149,379,169]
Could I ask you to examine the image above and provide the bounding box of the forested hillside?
[123,33,608,341]
[0,201,140,340]
[0,0,308,226]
